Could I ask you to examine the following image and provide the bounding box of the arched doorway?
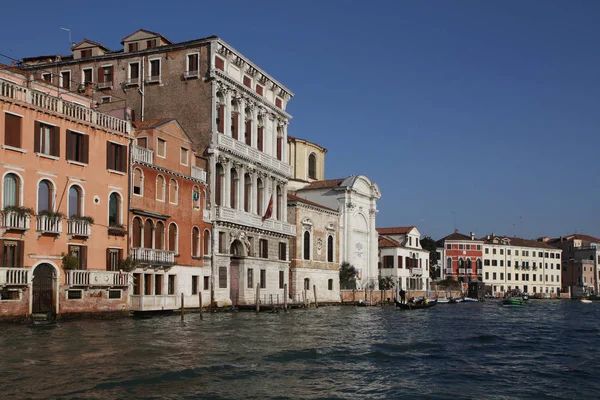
[32,263,55,314]
[229,239,245,306]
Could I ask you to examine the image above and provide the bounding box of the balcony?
[1,211,30,232]
[191,165,207,183]
[410,268,423,276]
[36,215,62,235]
[131,247,176,266]
[130,294,178,311]
[477,268,483,274]
[132,145,153,164]
[67,219,92,237]
[0,78,130,135]
[0,267,29,286]
[466,268,473,274]
[458,268,466,274]
[215,206,295,236]
[203,209,211,222]
[66,270,129,287]
[217,134,292,177]
[445,268,453,274]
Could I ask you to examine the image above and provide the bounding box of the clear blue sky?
[2,0,599,240]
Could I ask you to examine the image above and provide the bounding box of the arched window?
[203,230,211,256]
[155,221,165,250]
[446,257,452,271]
[327,235,334,263]
[132,217,143,247]
[144,219,154,249]
[308,153,316,179]
[256,178,263,215]
[37,180,53,213]
[192,227,200,257]
[303,231,311,260]
[168,223,178,253]
[476,259,482,271]
[244,173,251,212]
[133,168,143,196]
[3,173,20,208]
[466,258,472,271]
[215,163,224,206]
[216,92,225,134]
[169,179,178,204]
[276,185,282,221]
[458,258,464,271]
[230,168,238,209]
[108,193,121,226]
[304,278,310,290]
[156,175,165,201]
[68,185,82,218]
[231,101,239,140]
[192,185,201,209]
[244,107,252,146]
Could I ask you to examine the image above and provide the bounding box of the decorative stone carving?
[316,238,323,256]
[356,242,364,258]
[301,217,313,227]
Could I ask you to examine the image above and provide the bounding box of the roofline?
[287,135,327,153]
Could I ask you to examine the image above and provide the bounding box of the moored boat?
[580,298,592,304]
[394,299,437,310]
[502,297,524,306]
[462,297,479,303]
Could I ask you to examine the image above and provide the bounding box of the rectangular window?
[279,242,286,261]
[149,59,161,82]
[99,66,113,87]
[82,68,93,85]
[180,147,188,165]
[500,273,504,280]
[515,274,519,281]
[492,260,497,266]
[219,232,226,253]
[275,98,282,108]
[466,244,470,250]
[34,122,59,157]
[383,255,394,268]
[485,272,489,280]
[255,84,263,96]
[60,71,71,90]
[492,248,496,255]
[243,76,251,88]
[204,276,210,290]
[508,260,512,267]
[507,249,511,256]
[108,290,121,299]
[101,96,111,104]
[80,49,92,58]
[500,260,504,267]
[215,56,224,71]
[68,245,87,270]
[508,273,511,280]
[106,142,126,172]
[219,267,227,288]
[247,269,254,289]
[106,248,122,271]
[484,259,490,266]
[328,279,333,290]
[4,113,22,148]
[68,290,83,300]
[515,250,519,256]
[446,244,451,250]
[42,73,52,83]
[2,240,23,268]
[133,273,141,295]
[157,138,166,158]
[155,275,163,295]
[168,275,175,295]
[191,276,199,295]
[533,275,537,281]
[485,248,489,254]
[500,249,504,255]
[128,62,140,86]
[458,243,463,250]
[128,43,139,52]
[147,39,156,49]
[493,272,497,280]
[279,271,284,289]
[260,269,266,289]
[259,239,268,259]
[398,256,403,268]
[476,245,481,250]
[187,53,199,76]
[66,130,89,164]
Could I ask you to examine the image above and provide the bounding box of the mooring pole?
[284,283,288,310]
[199,292,203,320]
[313,285,318,308]
[181,293,185,320]
[255,283,260,313]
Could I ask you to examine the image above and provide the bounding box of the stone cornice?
[288,199,339,216]
[214,220,293,238]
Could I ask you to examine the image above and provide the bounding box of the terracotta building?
[0,65,132,321]
[21,29,295,306]
[129,119,210,311]
[436,230,483,284]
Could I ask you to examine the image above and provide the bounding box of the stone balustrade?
[1,211,30,231]
[0,268,29,286]
[36,215,62,235]
[131,247,176,266]
[215,206,295,236]
[132,145,154,164]
[66,270,129,287]
[67,219,91,237]
[217,134,292,177]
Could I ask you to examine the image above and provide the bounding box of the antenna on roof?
[60,27,73,54]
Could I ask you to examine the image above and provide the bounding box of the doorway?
[32,264,55,313]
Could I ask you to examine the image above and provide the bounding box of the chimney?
[486,235,490,240]
[470,232,475,241]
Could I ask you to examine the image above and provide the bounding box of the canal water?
[0,301,598,399]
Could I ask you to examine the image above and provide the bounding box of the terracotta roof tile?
[287,193,338,212]
[378,236,402,248]
[546,233,600,245]
[377,226,415,235]
[481,235,562,250]
[301,178,344,190]
[133,119,172,129]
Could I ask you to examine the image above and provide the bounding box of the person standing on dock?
[399,289,406,304]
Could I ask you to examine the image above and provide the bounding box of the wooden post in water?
[364,288,367,303]
[199,292,203,320]
[313,285,318,308]
[283,283,288,311]
[304,288,308,308]
[255,283,260,313]
[181,293,185,320]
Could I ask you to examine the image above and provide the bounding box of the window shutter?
[106,142,112,169]
[66,130,73,160]
[232,113,239,140]
[17,240,25,268]
[106,248,111,271]
[80,246,88,270]
[98,67,104,83]
[257,127,263,152]
[276,137,282,160]
[51,126,60,157]
[398,256,403,269]
[82,135,89,163]
[245,120,252,145]
[0,240,4,267]
[218,105,224,133]
[34,121,40,153]
[4,114,21,148]
[120,145,127,172]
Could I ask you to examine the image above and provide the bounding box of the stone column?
[271,177,277,220]
[252,107,259,148]
[239,98,246,143]
[225,90,232,137]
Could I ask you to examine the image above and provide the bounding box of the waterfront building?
[543,234,599,296]
[286,135,326,191]
[377,226,430,291]
[21,29,295,306]
[481,234,562,297]
[436,230,483,284]
[129,119,210,311]
[0,65,132,321]
[287,193,340,304]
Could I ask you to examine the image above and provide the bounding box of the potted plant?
[119,256,139,272]
[70,215,95,224]
[38,210,65,219]
[61,252,80,270]
[108,223,127,236]
[2,205,34,217]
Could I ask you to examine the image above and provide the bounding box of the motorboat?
[394,298,437,310]
[502,297,524,306]
[580,298,592,304]
[462,297,479,303]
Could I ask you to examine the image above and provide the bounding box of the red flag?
[262,195,273,221]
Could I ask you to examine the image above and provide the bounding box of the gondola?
[394,299,437,310]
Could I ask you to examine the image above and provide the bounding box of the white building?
[481,234,562,296]
[377,226,430,291]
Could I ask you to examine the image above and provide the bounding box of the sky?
[1,0,599,241]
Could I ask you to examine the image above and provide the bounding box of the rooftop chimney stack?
[470,232,475,240]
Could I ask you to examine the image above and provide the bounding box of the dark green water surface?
[0,301,598,399]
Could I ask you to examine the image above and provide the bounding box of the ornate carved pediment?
[301,217,313,226]
[326,222,336,231]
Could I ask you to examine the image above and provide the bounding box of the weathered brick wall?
[59,287,128,315]
[0,288,29,321]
